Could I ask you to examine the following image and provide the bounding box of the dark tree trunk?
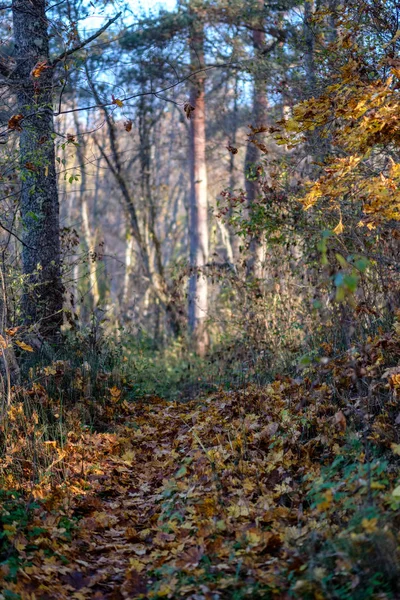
[304,0,317,96]
[188,16,209,356]
[12,0,63,338]
[245,0,268,278]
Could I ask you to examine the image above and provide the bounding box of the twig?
[0,220,35,249]
[54,65,224,116]
[52,12,122,66]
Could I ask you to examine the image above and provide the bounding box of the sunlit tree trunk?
[188,15,209,355]
[0,264,20,403]
[12,0,63,338]
[73,111,100,310]
[122,230,134,310]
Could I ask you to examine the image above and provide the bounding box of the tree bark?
[245,0,268,279]
[12,0,63,338]
[304,0,317,97]
[188,16,209,356]
[73,110,100,311]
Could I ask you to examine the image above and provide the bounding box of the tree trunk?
[0,265,20,407]
[304,0,317,97]
[12,0,63,338]
[188,18,209,356]
[245,0,268,279]
[86,66,181,337]
[73,111,100,311]
[122,230,134,310]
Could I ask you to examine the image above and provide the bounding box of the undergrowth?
[1,317,400,598]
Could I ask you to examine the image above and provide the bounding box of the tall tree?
[245,0,269,278]
[188,6,209,355]
[12,0,63,338]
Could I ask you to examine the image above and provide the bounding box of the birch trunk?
[122,231,134,309]
[12,0,63,338]
[188,16,209,355]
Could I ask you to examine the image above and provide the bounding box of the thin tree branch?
[0,220,35,249]
[54,64,226,116]
[51,12,122,66]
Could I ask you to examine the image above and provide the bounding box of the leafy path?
[1,376,398,599]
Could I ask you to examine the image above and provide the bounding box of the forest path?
[7,398,185,599]
[2,385,337,599]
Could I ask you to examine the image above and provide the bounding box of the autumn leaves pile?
[2,323,400,598]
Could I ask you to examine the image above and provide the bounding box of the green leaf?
[392,485,400,498]
[335,253,347,268]
[26,211,39,222]
[344,274,358,292]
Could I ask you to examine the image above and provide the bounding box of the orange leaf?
[31,60,50,78]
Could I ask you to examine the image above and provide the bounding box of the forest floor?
[2,331,400,599]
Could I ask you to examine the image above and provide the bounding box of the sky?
[130,0,177,11]
[81,0,177,33]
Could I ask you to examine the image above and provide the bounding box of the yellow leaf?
[362,517,378,533]
[112,96,124,108]
[15,340,34,352]
[391,443,400,455]
[333,219,344,235]
[370,481,385,489]
[317,489,333,511]
[392,485,400,498]
[121,450,135,465]
[109,386,122,403]
[228,503,250,517]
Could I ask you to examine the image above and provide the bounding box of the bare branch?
[54,64,226,116]
[0,220,35,249]
[51,12,122,67]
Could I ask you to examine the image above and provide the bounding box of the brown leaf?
[176,546,204,568]
[25,162,38,172]
[334,410,346,431]
[8,114,24,132]
[121,569,148,596]
[184,102,195,119]
[124,120,133,132]
[227,144,238,154]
